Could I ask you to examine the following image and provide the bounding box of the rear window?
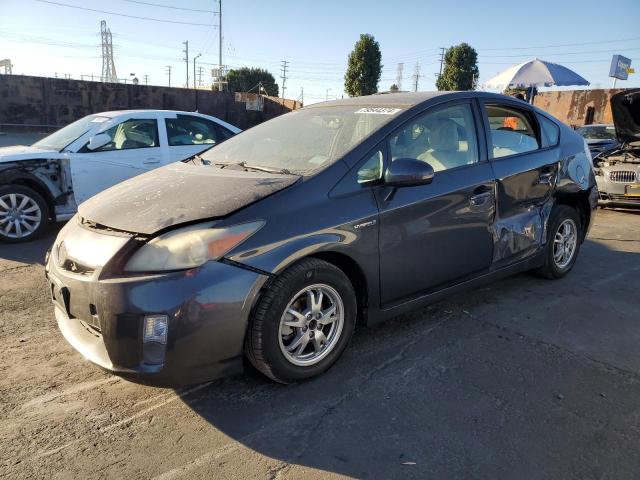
[485,104,540,158]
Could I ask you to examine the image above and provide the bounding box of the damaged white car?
[0,110,240,242]
[595,89,640,208]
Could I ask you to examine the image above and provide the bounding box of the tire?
[536,204,582,279]
[245,258,357,384]
[0,185,51,243]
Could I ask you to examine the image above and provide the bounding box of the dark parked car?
[575,123,618,159]
[45,92,597,385]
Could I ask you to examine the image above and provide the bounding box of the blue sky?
[1,0,639,104]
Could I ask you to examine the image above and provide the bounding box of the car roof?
[306,91,524,109]
[96,109,208,117]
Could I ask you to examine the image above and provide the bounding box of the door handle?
[143,157,160,165]
[470,186,493,207]
[538,170,555,184]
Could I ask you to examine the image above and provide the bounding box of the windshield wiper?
[238,162,292,175]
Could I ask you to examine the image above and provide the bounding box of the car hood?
[611,88,640,144]
[78,162,299,235]
[0,145,60,162]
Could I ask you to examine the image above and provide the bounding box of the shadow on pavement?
[176,240,640,478]
[0,223,62,265]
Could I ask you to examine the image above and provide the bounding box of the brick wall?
[0,75,302,130]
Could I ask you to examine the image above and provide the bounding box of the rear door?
[479,100,561,268]
[70,117,164,204]
[376,100,496,306]
[164,114,235,162]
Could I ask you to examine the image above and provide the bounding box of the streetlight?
[326,88,331,101]
[193,53,202,89]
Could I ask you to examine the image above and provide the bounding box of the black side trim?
[220,258,275,277]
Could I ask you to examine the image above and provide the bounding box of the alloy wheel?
[278,284,345,367]
[0,193,42,239]
[553,218,578,269]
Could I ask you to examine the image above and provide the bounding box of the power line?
[479,36,640,51]
[124,0,217,13]
[35,0,217,27]
[481,47,640,58]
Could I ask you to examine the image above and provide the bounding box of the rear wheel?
[245,258,357,383]
[536,204,581,279]
[0,185,50,243]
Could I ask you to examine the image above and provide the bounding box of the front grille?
[609,171,637,183]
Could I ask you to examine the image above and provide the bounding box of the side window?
[95,119,159,151]
[388,103,478,172]
[485,104,540,158]
[538,114,560,148]
[357,150,383,184]
[165,115,226,146]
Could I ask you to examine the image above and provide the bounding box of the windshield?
[576,125,617,141]
[32,114,110,151]
[199,106,403,174]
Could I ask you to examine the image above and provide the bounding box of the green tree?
[436,43,479,91]
[225,67,279,96]
[344,34,382,96]
[389,83,399,92]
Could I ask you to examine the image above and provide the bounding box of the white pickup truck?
[0,110,240,242]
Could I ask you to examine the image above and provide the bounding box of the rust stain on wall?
[533,88,626,127]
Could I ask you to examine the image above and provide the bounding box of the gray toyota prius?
[45,92,597,385]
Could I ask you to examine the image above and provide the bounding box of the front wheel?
[0,185,50,243]
[536,204,582,279]
[245,258,357,383]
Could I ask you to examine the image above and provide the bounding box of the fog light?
[143,315,168,344]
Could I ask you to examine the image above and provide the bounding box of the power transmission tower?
[413,62,420,92]
[197,66,204,87]
[166,65,171,87]
[437,47,446,81]
[143,74,149,85]
[396,63,404,91]
[182,40,189,88]
[280,60,289,99]
[100,20,117,83]
[298,87,304,105]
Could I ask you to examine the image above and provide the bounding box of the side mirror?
[86,133,112,151]
[384,158,434,187]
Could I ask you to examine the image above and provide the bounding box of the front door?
[377,101,496,306]
[70,118,164,204]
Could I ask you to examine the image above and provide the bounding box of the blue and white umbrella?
[483,58,590,91]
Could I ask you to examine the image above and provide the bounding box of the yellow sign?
[627,68,635,74]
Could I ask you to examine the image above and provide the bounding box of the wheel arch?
[554,189,593,242]
[0,172,56,220]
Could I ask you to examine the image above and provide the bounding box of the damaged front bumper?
[46,243,268,386]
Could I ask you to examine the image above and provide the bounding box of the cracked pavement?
[1,208,639,479]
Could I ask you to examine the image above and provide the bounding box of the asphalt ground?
[1,208,639,479]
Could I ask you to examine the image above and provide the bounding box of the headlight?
[124,220,264,272]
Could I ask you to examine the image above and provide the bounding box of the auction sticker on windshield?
[356,107,402,115]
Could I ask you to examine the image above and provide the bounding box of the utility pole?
[298,87,304,105]
[413,62,420,92]
[193,53,201,89]
[182,40,189,88]
[280,60,289,99]
[396,62,404,91]
[218,0,223,91]
[437,47,446,80]
[143,74,149,85]
[165,65,171,87]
